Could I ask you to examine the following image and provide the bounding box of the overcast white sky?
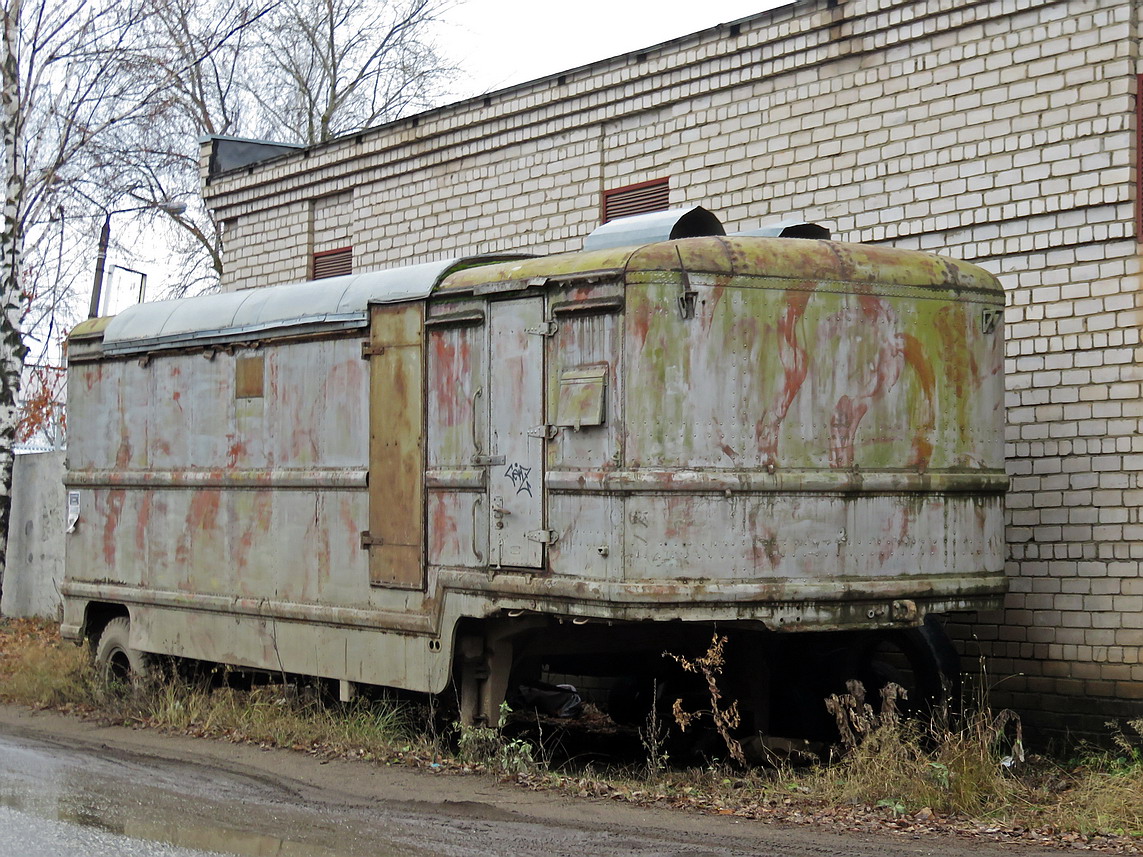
[435,1,792,99]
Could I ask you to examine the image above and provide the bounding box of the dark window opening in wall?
[602,178,670,223]
[312,247,353,280]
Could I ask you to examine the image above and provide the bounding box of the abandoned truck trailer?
[60,227,1006,737]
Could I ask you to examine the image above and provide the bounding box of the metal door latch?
[360,531,384,548]
[525,321,558,336]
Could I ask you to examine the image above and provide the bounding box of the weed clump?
[814,678,1026,819]
[454,702,536,775]
[668,632,747,767]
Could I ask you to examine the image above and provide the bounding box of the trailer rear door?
[487,298,546,568]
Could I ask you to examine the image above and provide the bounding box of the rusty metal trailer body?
[61,234,1006,727]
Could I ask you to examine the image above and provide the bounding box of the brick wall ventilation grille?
[602,179,669,223]
[312,247,353,280]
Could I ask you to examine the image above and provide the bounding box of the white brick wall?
[202,0,1143,740]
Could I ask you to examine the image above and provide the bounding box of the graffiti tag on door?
[504,462,533,496]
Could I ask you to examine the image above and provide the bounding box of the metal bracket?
[525,320,558,337]
[525,529,559,545]
[472,454,506,466]
[526,424,558,439]
[981,308,1002,335]
[361,341,386,359]
[360,531,384,549]
[677,289,697,320]
[675,245,697,320]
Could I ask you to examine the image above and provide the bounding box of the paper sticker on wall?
[66,491,80,533]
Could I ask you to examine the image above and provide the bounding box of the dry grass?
[1048,721,1143,837]
[0,617,435,764]
[0,617,95,709]
[809,678,1026,818]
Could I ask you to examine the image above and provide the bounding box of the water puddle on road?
[0,736,416,857]
[0,791,360,856]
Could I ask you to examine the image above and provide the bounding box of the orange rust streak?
[429,495,459,560]
[175,491,222,566]
[226,436,248,468]
[901,333,936,398]
[828,298,907,469]
[756,288,813,463]
[900,333,936,469]
[102,490,126,568]
[430,332,471,428]
[134,493,153,554]
[234,492,273,573]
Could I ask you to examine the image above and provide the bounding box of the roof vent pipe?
[583,205,725,251]
[731,220,831,239]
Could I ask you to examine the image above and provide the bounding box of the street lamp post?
[88,200,187,319]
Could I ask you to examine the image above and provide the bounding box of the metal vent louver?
[313,247,353,279]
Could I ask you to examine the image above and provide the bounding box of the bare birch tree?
[89,0,451,299]
[87,0,277,298]
[0,0,195,599]
[251,0,452,145]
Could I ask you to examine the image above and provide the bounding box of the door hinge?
[525,320,558,337]
[360,531,384,548]
[472,454,506,466]
[361,341,386,359]
[527,424,558,439]
[525,529,559,545]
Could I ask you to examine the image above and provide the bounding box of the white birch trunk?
[0,0,26,605]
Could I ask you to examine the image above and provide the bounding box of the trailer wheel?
[93,617,151,685]
[847,616,961,717]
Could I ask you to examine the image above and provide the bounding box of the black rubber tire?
[846,616,961,717]
[93,616,151,685]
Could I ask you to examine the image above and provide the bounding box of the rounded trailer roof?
[439,236,1002,298]
[86,237,1001,357]
[96,257,514,356]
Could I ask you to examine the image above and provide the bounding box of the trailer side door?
[365,302,425,588]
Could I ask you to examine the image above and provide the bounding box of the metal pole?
[88,213,112,319]
[87,201,184,318]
